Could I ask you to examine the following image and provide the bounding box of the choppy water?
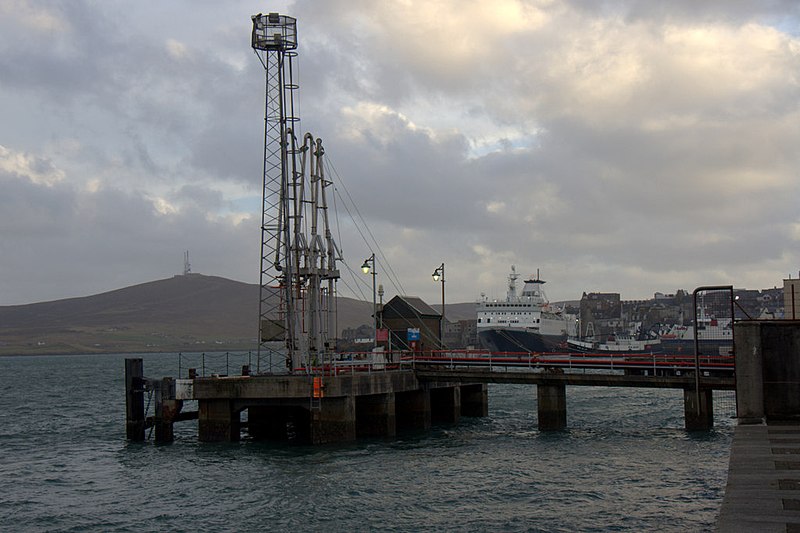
[0,353,733,532]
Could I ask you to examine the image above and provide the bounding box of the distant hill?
[0,274,366,355]
[0,274,477,356]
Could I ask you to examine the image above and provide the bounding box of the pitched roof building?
[379,295,442,352]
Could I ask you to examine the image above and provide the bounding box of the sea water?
[0,353,733,532]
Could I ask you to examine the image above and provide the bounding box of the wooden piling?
[684,388,714,431]
[125,358,145,441]
[154,377,182,443]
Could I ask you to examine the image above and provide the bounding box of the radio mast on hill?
[251,13,341,373]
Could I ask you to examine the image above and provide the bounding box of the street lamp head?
[361,260,371,274]
[432,263,444,282]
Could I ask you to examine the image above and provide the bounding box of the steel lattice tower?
[252,13,340,374]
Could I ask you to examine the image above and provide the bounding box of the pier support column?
[356,393,396,438]
[431,386,461,424]
[396,389,431,432]
[461,384,489,417]
[153,377,182,443]
[537,383,567,431]
[734,322,765,423]
[198,399,240,442]
[735,321,800,423]
[684,388,714,431]
[125,358,145,441]
[311,396,356,444]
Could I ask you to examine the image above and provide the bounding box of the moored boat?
[477,266,576,353]
[658,313,733,355]
[567,333,662,354]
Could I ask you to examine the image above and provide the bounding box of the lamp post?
[361,254,377,348]
[432,263,445,346]
[378,284,384,329]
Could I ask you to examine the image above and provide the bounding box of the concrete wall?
[785,279,800,320]
[735,320,800,422]
[192,370,421,400]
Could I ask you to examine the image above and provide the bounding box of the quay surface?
[718,422,800,532]
[716,320,800,531]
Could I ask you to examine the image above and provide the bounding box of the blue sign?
[407,328,420,341]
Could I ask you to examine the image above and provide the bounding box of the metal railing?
[178,351,254,378]
[175,347,734,379]
[401,349,734,376]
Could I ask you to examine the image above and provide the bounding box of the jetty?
[125,360,487,444]
[124,348,736,444]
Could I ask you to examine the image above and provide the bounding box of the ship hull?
[478,329,565,354]
[660,338,733,356]
[566,338,662,355]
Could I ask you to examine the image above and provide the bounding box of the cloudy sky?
[1,0,799,307]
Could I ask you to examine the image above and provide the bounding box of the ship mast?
[507,265,519,301]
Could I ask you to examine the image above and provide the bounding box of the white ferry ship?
[476,266,576,353]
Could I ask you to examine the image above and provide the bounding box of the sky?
[1,0,799,307]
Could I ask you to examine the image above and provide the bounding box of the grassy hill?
[0,274,481,356]
[0,274,373,355]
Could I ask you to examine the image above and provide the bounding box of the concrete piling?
[311,396,356,444]
[431,386,461,424]
[537,383,567,431]
[356,393,397,438]
[461,384,489,417]
[396,389,432,432]
[198,399,240,442]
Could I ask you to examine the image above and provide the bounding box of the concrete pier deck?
[717,422,800,532]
